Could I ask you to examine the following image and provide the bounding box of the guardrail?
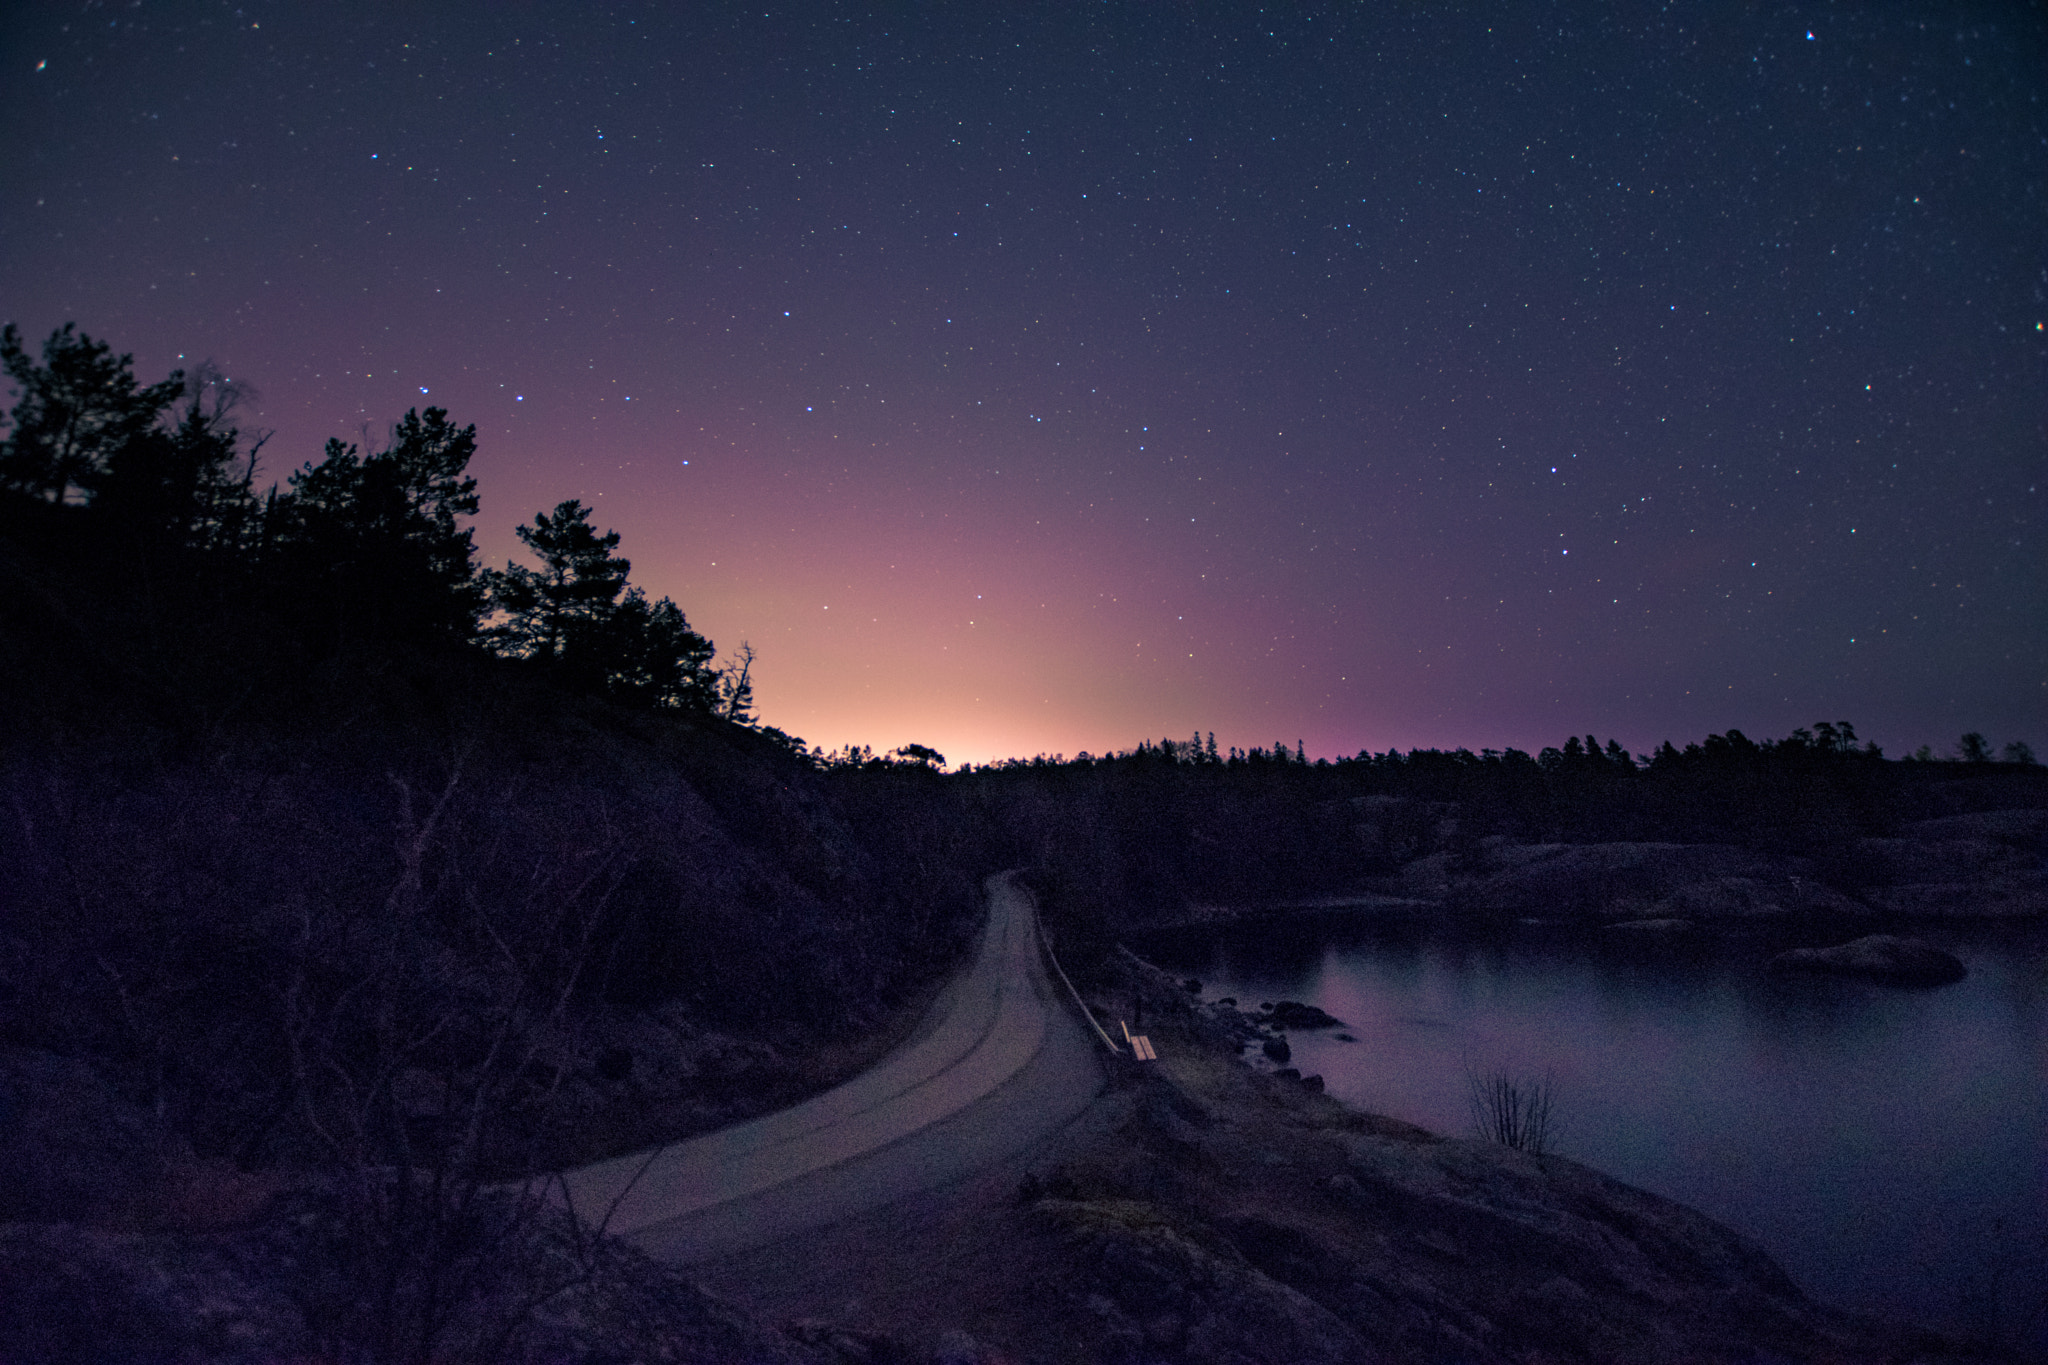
[1031,899,1124,1057]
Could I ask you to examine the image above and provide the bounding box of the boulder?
[1768,935,1967,986]
[1263,1001,1346,1030]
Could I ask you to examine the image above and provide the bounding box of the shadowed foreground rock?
[0,1203,837,1365]
[1770,934,1969,986]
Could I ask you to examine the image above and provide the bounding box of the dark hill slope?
[0,500,1004,1358]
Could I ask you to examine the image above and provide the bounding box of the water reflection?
[1139,917,2048,1352]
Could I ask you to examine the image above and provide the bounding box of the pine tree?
[272,408,483,644]
[482,499,630,672]
[484,500,720,710]
[602,587,719,710]
[716,642,756,722]
[0,323,185,505]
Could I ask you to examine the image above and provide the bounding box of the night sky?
[3,2,2041,766]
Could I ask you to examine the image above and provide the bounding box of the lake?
[1137,915,2048,1354]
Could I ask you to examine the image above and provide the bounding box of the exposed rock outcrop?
[1387,840,1880,921]
[1857,872,2048,918]
[1661,874,1867,918]
[1030,1197,1371,1363]
[1904,807,2048,844]
[1162,804,2048,929]
[1263,1000,1346,1029]
[1851,835,2037,885]
[1769,934,1968,986]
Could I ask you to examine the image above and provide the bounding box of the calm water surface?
[1139,916,2048,1352]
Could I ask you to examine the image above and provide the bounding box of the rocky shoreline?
[997,952,1984,1363]
[1155,805,2048,937]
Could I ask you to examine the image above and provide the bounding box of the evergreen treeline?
[0,323,755,728]
[3,320,2039,1082]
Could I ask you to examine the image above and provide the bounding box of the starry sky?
[3,2,2041,766]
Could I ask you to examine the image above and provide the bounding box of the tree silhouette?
[483,500,631,673]
[715,641,757,722]
[272,408,484,645]
[0,322,752,729]
[485,500,719,709]
[601,587,718,710]
[96,364,264,554]
[0,323,185,505]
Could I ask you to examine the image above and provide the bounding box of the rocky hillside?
[1379,804,2048,924]
[0,640,1000,1360]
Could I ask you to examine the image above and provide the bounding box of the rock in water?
[1264,1000,1346,1029]
[1769,934,1966,987]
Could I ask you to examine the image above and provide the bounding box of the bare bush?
[1466,1065,1560,1156]
[272,754,649,1362]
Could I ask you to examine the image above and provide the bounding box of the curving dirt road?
[554,871,1106,1264]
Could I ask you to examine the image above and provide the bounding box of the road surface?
[553,871,1106,1263]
